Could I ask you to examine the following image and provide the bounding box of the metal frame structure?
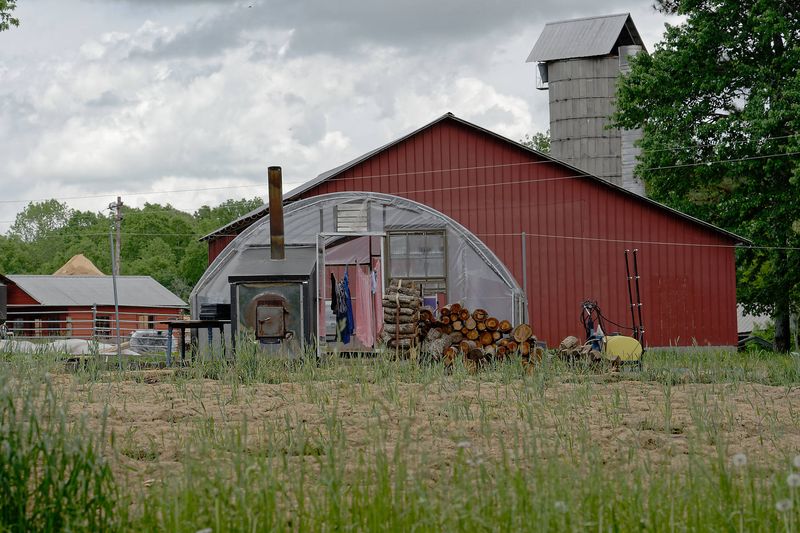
[191,192,527,355]
[316,231,386,360]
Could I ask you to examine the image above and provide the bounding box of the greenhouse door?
[317,232,386,358]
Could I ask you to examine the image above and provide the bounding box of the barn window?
[138,315,155,329]
[387,229,447,299]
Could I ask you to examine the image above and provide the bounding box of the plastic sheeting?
[191,192,525,324]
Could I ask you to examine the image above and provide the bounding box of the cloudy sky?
[0,0,679,233]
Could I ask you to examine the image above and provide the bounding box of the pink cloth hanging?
[354,265,375,347]
[372,258,383,337]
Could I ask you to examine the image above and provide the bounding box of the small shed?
[1,274,187,340]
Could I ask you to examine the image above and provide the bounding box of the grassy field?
[2,347,800,531]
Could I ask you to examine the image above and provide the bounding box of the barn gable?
[203,113,744,246]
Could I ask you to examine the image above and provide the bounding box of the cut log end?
[512,324,533,344]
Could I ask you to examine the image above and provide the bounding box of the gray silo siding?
[547,57,622,186]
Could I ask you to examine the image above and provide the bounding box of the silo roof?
[526,13,644,63]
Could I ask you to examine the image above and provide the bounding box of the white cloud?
[0,0,679,233]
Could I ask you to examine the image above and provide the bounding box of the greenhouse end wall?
[191,193,526,334]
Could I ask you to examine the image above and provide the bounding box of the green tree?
[613,0,800,351]
[9,200,73,244]
[126,238,187,298]
[0,0,18,32]
[0,235,33,274]
[520,130,551,153]
[194,197,264,234]
[0,197,264,301]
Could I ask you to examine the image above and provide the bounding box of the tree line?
[0,198,264,301]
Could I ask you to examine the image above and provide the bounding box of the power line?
[0,200,266,224]
[476,232,800,251]
[643,133,800,154]
[9,228,800,251]
[0,148,798,206]
[0,183,263,205]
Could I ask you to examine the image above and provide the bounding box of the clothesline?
[329,263,383,347]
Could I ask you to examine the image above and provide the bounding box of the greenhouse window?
[387,230,446,297]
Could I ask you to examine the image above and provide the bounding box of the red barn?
[202,113,745,348]
[1,274,186,340]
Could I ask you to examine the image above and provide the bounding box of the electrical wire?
[475,232,800,250]
[0,147,797,205]
[642,133,800,154]
[5,227,799,251]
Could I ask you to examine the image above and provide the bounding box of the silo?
[527,13,646,196]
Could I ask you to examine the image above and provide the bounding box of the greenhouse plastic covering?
[191,192,526,324]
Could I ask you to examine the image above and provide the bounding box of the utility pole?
[107,198,123,368]
[108,197,123,276]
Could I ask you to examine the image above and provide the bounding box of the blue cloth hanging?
[342,270,355,343]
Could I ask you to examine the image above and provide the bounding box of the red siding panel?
[6,284,40,305]
[208,235,235,264]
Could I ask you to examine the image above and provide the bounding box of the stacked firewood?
[556,335,603,363]
[380,281,423,349]
[419,303,543,372]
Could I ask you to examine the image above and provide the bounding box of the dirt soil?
[49,371,800,486]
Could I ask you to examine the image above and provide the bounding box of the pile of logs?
[556,335,604,363]
[380,281,423,349]
[419,303,543,372]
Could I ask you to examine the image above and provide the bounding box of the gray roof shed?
[2,275,187,308]
[526,13,645,63]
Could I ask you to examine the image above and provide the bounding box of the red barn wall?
[5,304,182,339]
[294,119,738,348]
[209,236,235,264]
[6,284,39,305]
[91,306,182,337]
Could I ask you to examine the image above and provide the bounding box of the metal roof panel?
[527,13,641,63]
[3,275,187,307]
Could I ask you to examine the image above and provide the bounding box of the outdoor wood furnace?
[228,253,317,350]
[227,167,318,354]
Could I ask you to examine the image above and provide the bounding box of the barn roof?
[200,112,748,245]
[526,13,645,63]
[1,275,187,308]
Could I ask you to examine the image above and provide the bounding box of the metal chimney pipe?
[268,166,285,260]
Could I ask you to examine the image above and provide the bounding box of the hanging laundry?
[354,265,375,347]
[333,274,349,343]
[330,273,338,312]
[372,259,383,337]
[341,270,355,343]
[326,272,338,341]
